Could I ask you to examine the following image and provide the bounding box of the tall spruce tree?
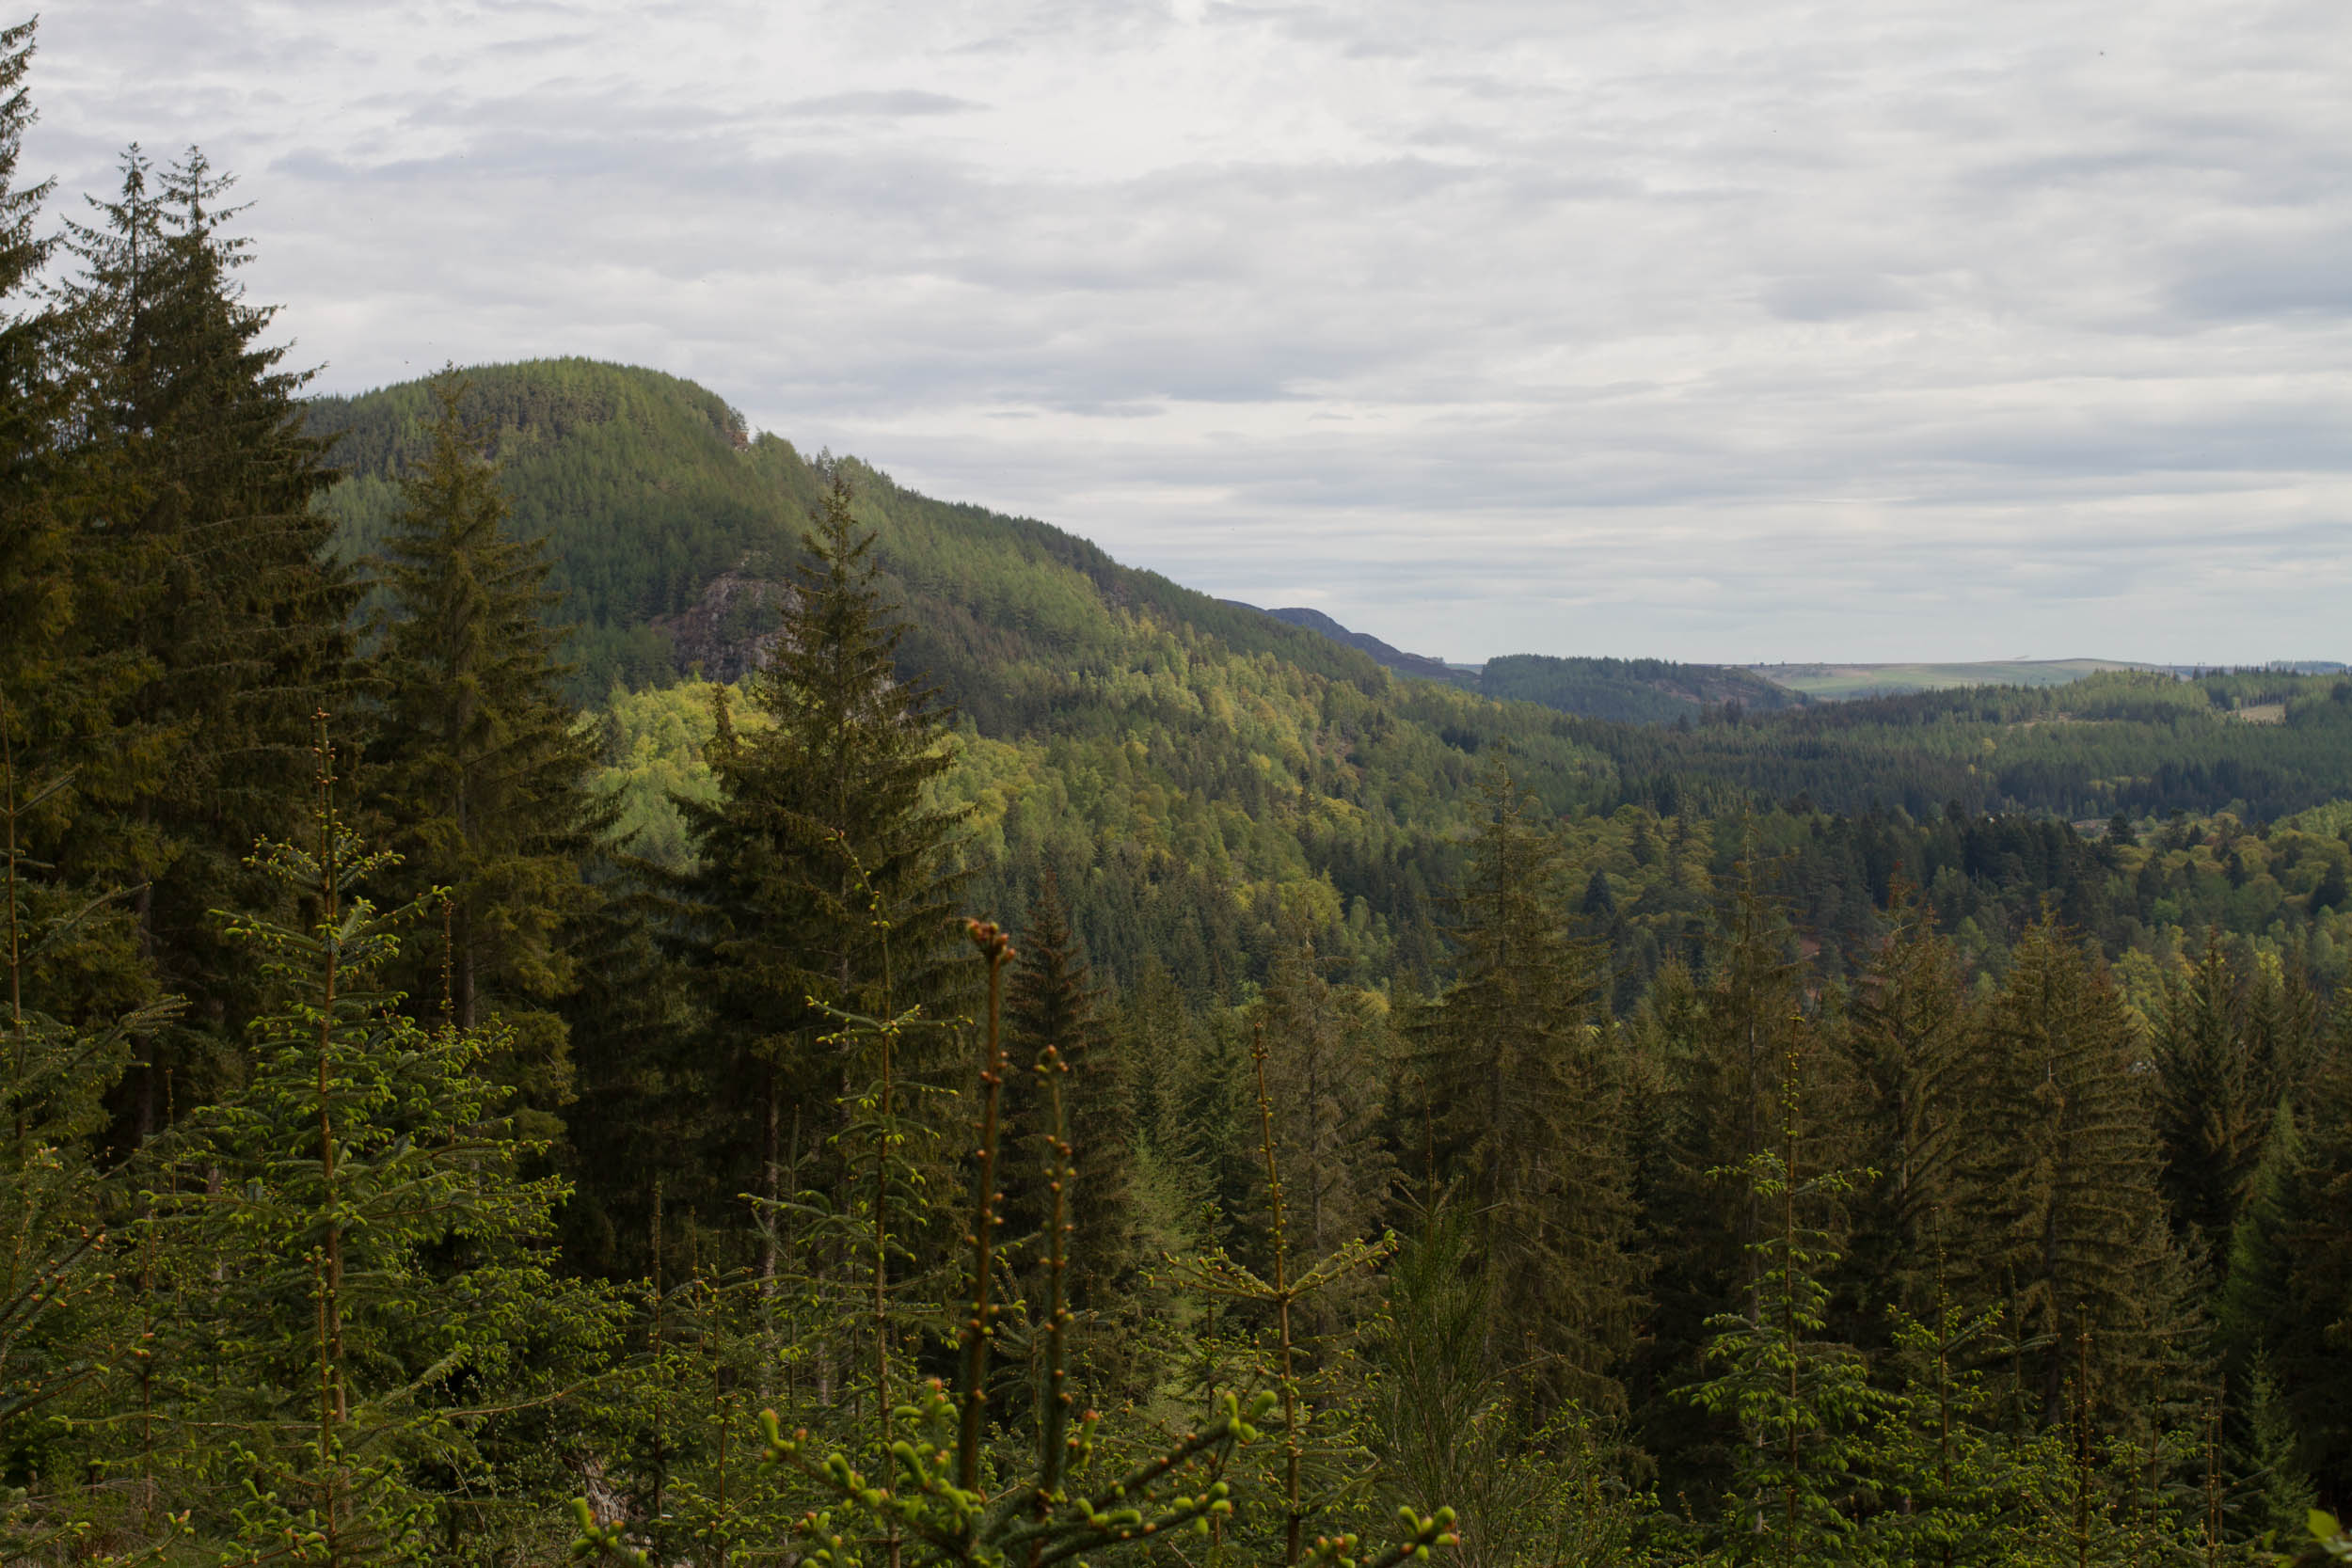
[360,371,607,1118]
[672,471,970,1256]
[2271,1006,2352,1505]
[0,24,150,1029]
[1843,886,1979,1327]
[0,35,162,1036]
[1965,916,2175,1428]
[0,21,87,834]
[1630,853,1831,1495]
[1252,919,1391,1338]
[1414,754,1636,1411]
[53,146,351,1141]
[0,21,48,709]
[1681,1063,1883,1567]
[1004,875,1136,1320]
[2153,933,2276,1267]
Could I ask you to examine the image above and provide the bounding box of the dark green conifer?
[53,147,352,1137]
[1,705,179,1552]
[1005,874,1136,1315]
[1415,754,1637,1410]
[360,371,608,1117]
[1579,867,1616,921]
[2215,1097,2298,1386]
[130,736,614,1561]
[0,21,49,659]
[1682,1063,1883,1566]
[2270,1006,2352,1499]
[1966,916,2172,1426]
[0,24,152,1031]
[1253,920,1391,1335]
[1630,855,1833,1494]
[1844,887,1979,1323]
[0,20,124,853]
[672,472,970,1250]
[2153,933,2273,1264]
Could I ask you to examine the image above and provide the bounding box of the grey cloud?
[2170,231,2352,319]
[778,90,981,117]
[1763,274,1919,322]
[28,0,2352,663]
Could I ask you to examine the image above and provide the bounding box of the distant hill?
[1232,607,1804,725]
[1229,603,1468,684]
[1477,654,1804,724]
[1753,659,2153,700]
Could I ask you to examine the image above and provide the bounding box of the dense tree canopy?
[0,36,2348,1563]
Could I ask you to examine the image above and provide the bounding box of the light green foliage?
[1365,1206,1652,1568]
[1682,1068,1885,1568]
[0,734,177,1555]
[589,675,752,866]
[120,752,618,1562]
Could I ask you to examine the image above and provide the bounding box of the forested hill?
[1573,668,2352,822]
[310,358,1406,708]
[1477,652,1804,723]
[1229,607,1817,725]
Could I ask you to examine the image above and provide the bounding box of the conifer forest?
[5,21,2352,1566]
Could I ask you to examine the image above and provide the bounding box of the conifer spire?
[672,470,971,1250]
[362,369,608,1115]
[1006,873,1136,1318]
[1414,752,1637,1411]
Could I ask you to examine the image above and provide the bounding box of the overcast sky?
[28,0,2352,663]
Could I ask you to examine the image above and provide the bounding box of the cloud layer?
[29,0,2352,662]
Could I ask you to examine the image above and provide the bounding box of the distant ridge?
[1754,659,2151,700]
[1231,604,1806,724]
[1478,653,1804,723]
[1226,603,1467,684]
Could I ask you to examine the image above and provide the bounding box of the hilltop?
[1478,653,1804,722]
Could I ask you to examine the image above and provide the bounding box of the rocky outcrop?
[653,571,788,682]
